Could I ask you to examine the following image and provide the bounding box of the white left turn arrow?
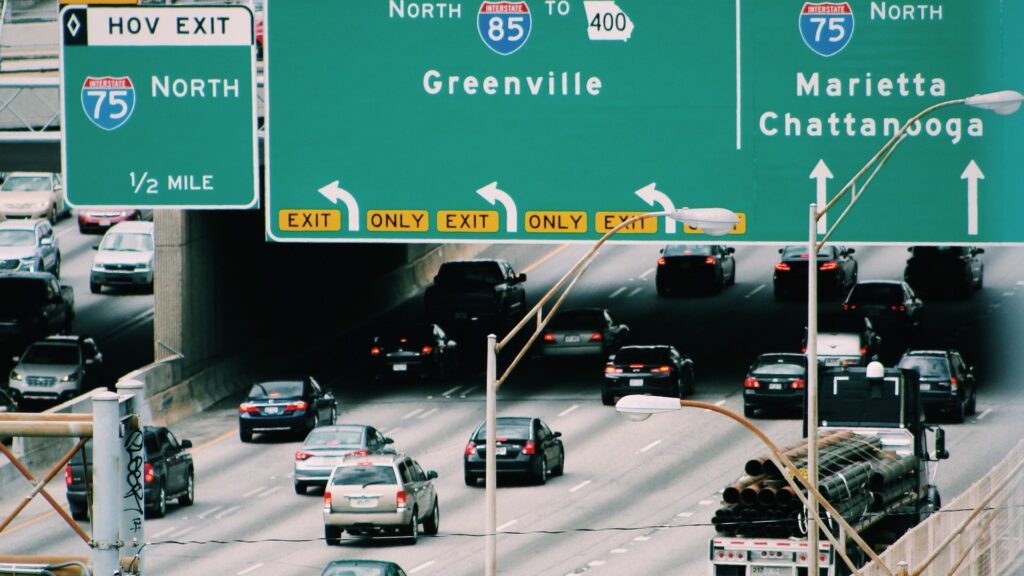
[476,182,517,233]
[635,183,677,234]
[318,180,360,232]
[960,160,984,236]
[809,160,833,235]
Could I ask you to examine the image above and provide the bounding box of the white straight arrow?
[477,181,517,233]
[635,183,677,233]
[809,160,833,235]
[961,160,984,236]
[318,180,360,231]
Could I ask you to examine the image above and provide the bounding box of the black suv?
[897,350,977,423]
[904,246,984,298]
[66,426,195,520]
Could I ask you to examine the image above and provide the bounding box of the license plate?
[392,364,407,372]
[496,446,507,455]
[920,383,931,391]
[564,335,581,343]
[264,406,281,415]
[350,496,378,508]
[99,219,111,227]
[822,357,842,366]
[769,383,783,390]
[751,567,787,576]
[629,378,643,387]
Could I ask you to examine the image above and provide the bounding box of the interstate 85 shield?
[478,1,532,56]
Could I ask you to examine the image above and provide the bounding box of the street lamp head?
[669,207,740,237]
[615,394,681,422]
[964,90,1024,116]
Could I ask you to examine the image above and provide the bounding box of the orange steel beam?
[0,439,91,542]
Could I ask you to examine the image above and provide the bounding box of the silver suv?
[323,453,439,545]
[8,335,103,403]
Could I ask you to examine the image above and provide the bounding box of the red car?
[77,209,151,234]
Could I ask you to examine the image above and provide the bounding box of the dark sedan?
[602,345,694,406]
[842,280,923,337]
[293,424,396,494]
[238,377,337,442]
[655,244,736,295]
[743,353,806,417]
[773,244,858,300]
[539,308,629,359]
[370,323,458,381]
[464,416,564,486]
[904,246,984,298]
[322,560,407,576]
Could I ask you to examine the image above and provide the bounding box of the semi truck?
[710,364,948,576]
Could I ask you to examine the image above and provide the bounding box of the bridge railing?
[863,439,1024,576]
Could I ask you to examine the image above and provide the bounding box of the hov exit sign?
[60,5,258,208]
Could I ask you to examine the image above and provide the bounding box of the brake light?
[323,491,332,512]
[346,449,370,457]
[819,261,838,271]
[399,337,408,344]
[651,365,672,373]
[775,262,791,272]
[801,346,807,353]
[705,256,716,265]
[860,346,868,356]
[743,377,760,389]
[239,403,258,413]
[790,378,806,390]
[421,345,434,355]
[891,305,906,312]
[144,462,154,484]
[950,377,958,391]
[396,490,408,508]
[295,451,313,461]
[522,441,536,455]
[843,303,856,311]
[629,364,644,369]
[465,442,477,456]
[284,400,308,412]
[370,346,381,356]
[590,332,603,341]
[605,366,622,374]
[65,465,72,487]
[657,257,667,266]
[543,333,555,342]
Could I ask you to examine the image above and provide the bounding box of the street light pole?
[804,89,1023,576]
[483,206,739,576]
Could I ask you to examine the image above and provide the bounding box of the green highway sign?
[265,1,1024,243]
[60,5,258,209]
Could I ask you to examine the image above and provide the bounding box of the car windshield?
[436,262,504,285]
[899,357,951,379]
[247,381,303,399]
[614,348,670,364]
[304,428,364,448]
[22,343,79,365]
[475,419,531,441]
[0,280,47,313]
[663,245,713,256]
[100,232,153,252]
[322,565,387,576]
[549,310,605,330]
[848,283,901,304]
[331,465,396,486]
[753,357,805,375]
[0,176,50,192]
[0,230,35,247]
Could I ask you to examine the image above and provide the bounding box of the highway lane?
[1,243,1021,575]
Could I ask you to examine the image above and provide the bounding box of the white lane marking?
[215,505,241,520]
[497,519,517,532]
[699,499,715,506]
[633,535,651,542]
[169,525,196,539]
[242,487,265,498]
[1016,281,1024,286]
[402,408,424,419]
[237,563,265,576]
[640,267,656,279]
[257,486,282,498]
[1003,291,1015,297]
[409,561,436,574]
[609,287,627,298]
[558,404,579,417]
[677,511,693,518]
[989,302,1001,309]
[441,385,462,397]
[418,407,439,419]
[704,399,727,412]
[977,408,993,420]
[150,526,178,538]
[460,385,480,398]
[745,285,765,298]
[197,506,223,520]
[569,480,591,493]
[283,472,293,479]
[611,548,628,554]
[588,560,606,567]
[639,440,661,453]
[385,427,402,436]
[627,287,642,297]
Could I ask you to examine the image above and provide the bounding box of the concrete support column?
[91,392,120,576]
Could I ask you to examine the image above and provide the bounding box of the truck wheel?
[422,500,440,535]
[70,504,89,522]
[464,472,476,486]
[149,483,167,518]
[90,281,102,294]
[179,470,195,505]
[952,399,966,424]
[324,525,342,545]
[294,481,307,495]
[743,404,756,418]
[404,508,419,545]
[534,458,548,485]
[601,391,614,406]
[239,427,252,443]
[967,388,977,416]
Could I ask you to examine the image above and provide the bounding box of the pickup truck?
[0,272,74,348]
[424,259,527,328]
[65,426,195,520]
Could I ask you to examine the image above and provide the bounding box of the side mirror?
[426,470,439,480]
[659,248,664,254]
[907,247,914,253]
[384,437,394,445]
[180,439,193,449]
[846,247,856,254]
[447,340,458,348]
[85,358,95,365]
[934,427,949,460]
[517,273,527,283]
[553,431,562,438]
[778,248,783,254]
[619,325,630,336]
[41,237,52,246]
[12,356,19,364]
[725,247,735,255]
[92,245,99,251]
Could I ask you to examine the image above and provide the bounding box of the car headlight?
[10,371,22,381]
[33,201,49,210]
[91,262,104,272]
[19,258,35,271]
[61,371,80,382]
[137,262,151,271]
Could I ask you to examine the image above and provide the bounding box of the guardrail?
[863,439,1024,575]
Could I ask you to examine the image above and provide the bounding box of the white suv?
[90,221,155,294]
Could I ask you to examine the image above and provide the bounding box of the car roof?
[3,172,52,178]
[617,345,673,352]
[0,271,56,281]
[339,453,405,465]
[756,352,805,361]
[853,279,902,287]
[37,335,86,345]
[106,221,154,234]
[0,219,45,230]
[901,350,953,357]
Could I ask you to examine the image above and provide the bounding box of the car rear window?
[614,348,670,364]
[247,381,303,399]
[782,245,837,259]
[475,421,531,441]
[322,565,387,576]
[22,343,79,365]
[331,465,396,486]
[753,358,805,376]
[898,357,950,379]
[848,284,901,304]
[305,428,364,447]
[911,246,965,259]
[549,310,605,330]
[436,262,504,285]
[0,280,47,312]
[663,245,713,257]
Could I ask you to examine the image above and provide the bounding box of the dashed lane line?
[497,519,517,532]
[402,408,424,419]
[460,385,480,398]
[237,563,264,575]
[633,535,651,542]
[558,404,579,417]
[627,287,643,297]
[745,285,765,298]
[169,525,196,539]
[1003,291,1015,297]
[698,499,715,506]
[150,526,178,538]
[569,480,591,493]
[242,486,265,498]
[215,505,241,520]
[418,408,439,419]
[257,486,281,498]
[977,408,993,420]
[640,267,656,279]
[705,399,727,413]
[639,440,661,453]
[385,427,402,436]
[609,287,627,298]
[197,506,223,520]
[409,561,437,574]
[441,385,462,397]
[522,244,570,274]
[676,511,693,518]
[611,548,628,554]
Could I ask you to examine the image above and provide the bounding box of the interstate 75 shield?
[80,76,136,131]
[798,2,854,57]
[478,1,532,56]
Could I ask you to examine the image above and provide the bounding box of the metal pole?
[92,391,120,576]
[117,380,146,573]
[485,334,497,576]
[807,202,820,576]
